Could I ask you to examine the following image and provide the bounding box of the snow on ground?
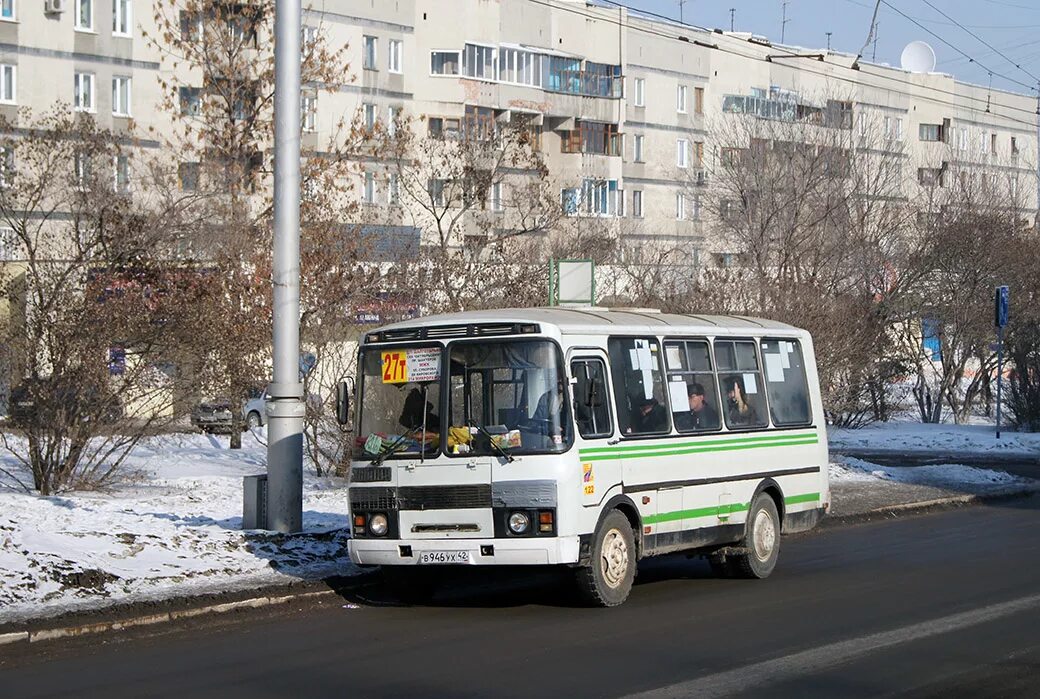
[829,421,1040,457]
[830,455,1037,491]
[0,431,359,625]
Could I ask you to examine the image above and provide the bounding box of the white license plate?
[418,550,470,565]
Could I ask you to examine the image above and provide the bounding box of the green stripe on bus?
[579,436,819,462]
[578,431,818,457]
[784,492,821,505]
[642,492,821,525]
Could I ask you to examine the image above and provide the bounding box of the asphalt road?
[3,497,1039,698]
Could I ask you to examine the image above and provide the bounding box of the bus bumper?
[349,536,582,566]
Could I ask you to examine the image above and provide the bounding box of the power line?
[561,0,1040,126]
[920,0,1040,84]
[878,0,1036,93]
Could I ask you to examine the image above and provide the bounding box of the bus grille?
[350,466,392,483]
[398,485,492,510]
[350,487,397,512]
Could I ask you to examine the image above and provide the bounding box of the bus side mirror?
[336,380,351,426]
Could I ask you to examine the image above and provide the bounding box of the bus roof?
[374,307,804,336]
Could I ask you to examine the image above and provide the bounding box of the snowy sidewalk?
[1,425,1039,628]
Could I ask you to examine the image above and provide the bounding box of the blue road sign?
[995,286,1009,328]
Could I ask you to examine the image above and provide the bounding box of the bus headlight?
[369,513,389,536]
[508,511,530,534]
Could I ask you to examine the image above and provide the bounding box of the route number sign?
[381,348,441,384]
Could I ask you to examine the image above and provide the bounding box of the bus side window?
[571,358,613,438]
[714,339,769,430]
[607,337,670,436]
[761,339,812,425]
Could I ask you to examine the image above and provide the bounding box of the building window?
[677,85,687,113]
[430,50,460,76]
[561,121,622,156]
[694,86,704,115]
[918,123,941,142]
[634,134,644,162]
[675,192,685,220]
[463,105,495,141]
[0,64,13,104]
[958,127,968,151]
[1012,136,1019,155]
[388,173,399,205]
[990,133,998,154]
[388,39,402,73]
[499,47,544,87]
[301,93,316,132]
[0,1,13,21]
[918,167,944,187]
[74,72,95,112]
[112,76,131,116]
[363,103,376,130]
[74,152,92,189]
[428,116,461,139]
[463,43,496,80]
[0,146,13,188]
[691,194,701,220]
[387,106,398,136]
[363,171,376,204]
[632,190,643,217]
[428,178,446,206]
[113,155,129,193]
[694,141,704,167]
[634,77,645,107]
[178,162,199,191]
[76,0,93,31]
[363,35,377,70]
[490,182,503,212]
[113,0,131,36]
[301,25,317,57]
[561,187,580,215]
[179,86,200,116]
[676,139,688,168]
[0,226,15,261]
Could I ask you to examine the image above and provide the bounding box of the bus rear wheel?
[731,493,780,579]
[574,510,636,607]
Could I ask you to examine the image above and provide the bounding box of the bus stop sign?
[995,286,1009,328]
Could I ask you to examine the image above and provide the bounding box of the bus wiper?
[468,420,515,463]
[371,433,411,466]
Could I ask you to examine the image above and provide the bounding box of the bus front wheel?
[575,510,636,607]
[731,493,780,579]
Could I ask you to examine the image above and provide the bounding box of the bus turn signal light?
[539,511,554,532]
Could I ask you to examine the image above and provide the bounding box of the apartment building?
[0,0,1034,264]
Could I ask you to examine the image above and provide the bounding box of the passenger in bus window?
[629,396,667,434]
[399,387,441,431]
[724,376,759,427]
[674,382,719,431]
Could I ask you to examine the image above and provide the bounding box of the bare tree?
[0,109,200,493]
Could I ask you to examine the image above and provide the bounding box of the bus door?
[568,353,618,509]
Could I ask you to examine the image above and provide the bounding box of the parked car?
[8,378,122,428]
[191,388,267,433]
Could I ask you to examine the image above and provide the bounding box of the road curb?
[3,489,1036,648]
[1,590,342,649]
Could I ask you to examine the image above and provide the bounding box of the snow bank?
[0,431,358,625]
[830,456,1036,490]
[829,421,1040,457]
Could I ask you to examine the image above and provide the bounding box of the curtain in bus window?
[714,339,769,429]
[761,339,811,425]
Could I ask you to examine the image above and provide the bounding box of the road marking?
[623,593,1040,699]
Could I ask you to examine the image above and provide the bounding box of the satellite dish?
[900,41,936,73]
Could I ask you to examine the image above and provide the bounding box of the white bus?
[342,308,829,606]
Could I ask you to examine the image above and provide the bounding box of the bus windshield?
[355,345,443,460]
[446,339,572,457]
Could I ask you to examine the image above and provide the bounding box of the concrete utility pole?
[730,8,735,31]
[678,0,687,24]
[781,1,789,43]
[267,0,304,533]
[826,31,832,51]
[1035,82,1039,227]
